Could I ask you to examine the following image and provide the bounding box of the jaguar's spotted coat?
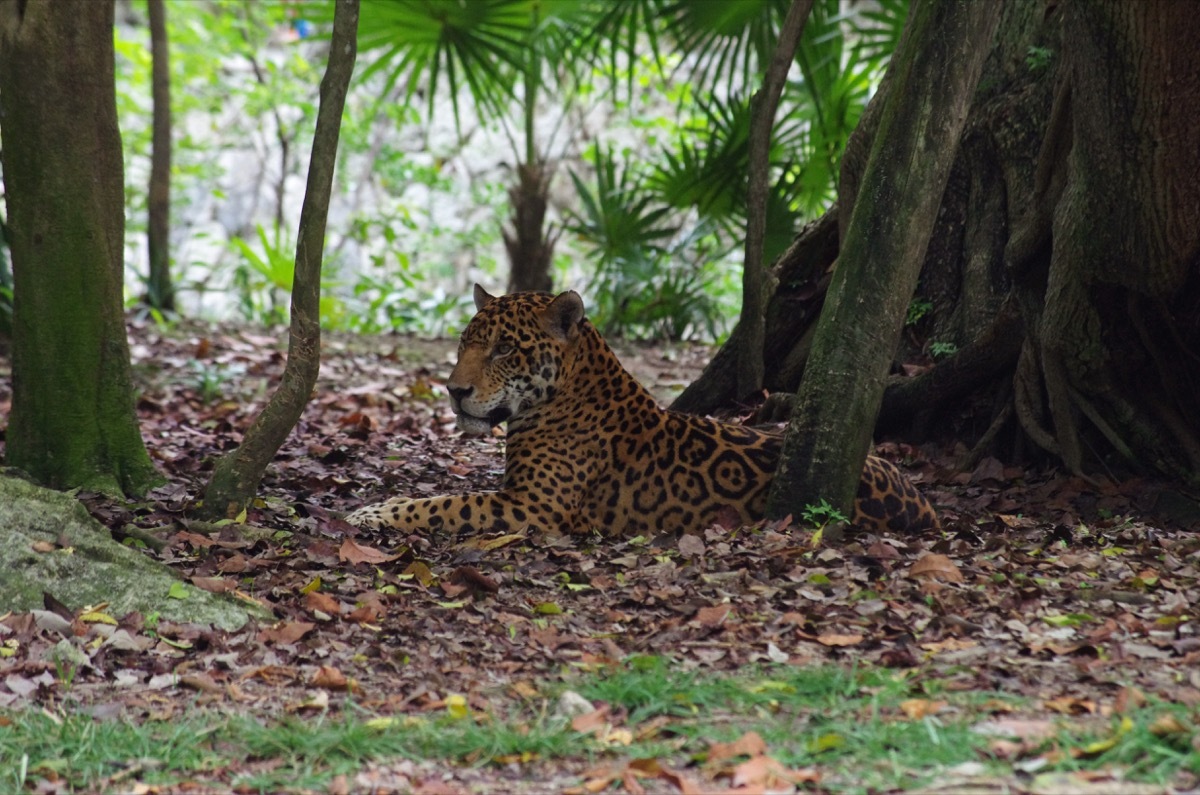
[346,287,939,536]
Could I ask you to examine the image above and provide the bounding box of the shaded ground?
[2,320,1199,792]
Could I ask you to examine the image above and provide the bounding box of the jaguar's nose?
[447,385,473,404]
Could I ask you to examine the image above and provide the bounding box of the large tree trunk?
[679,0,1200,490]
[200,0,359,520]
[767,0,1001,518]
[1005,0,1200,481]
[0,0,161,496]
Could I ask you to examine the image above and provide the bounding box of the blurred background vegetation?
[99,0,904,341]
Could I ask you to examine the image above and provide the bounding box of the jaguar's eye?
[494,342,515,357]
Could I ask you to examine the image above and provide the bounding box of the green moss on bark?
[0,0,161,496]
[767,0,1002,518]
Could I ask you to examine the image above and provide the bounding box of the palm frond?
[849,0,909,69]
[355,0,535,127]
[659,0,791,96]
[565,145,678,270]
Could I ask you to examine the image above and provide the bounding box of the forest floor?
[2,319,1200,794]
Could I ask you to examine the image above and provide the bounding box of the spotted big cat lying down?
[346,286,939,536]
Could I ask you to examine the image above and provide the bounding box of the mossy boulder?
[0,474,266,631]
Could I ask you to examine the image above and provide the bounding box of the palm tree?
[354,0,589,292]
[350,0,906,313]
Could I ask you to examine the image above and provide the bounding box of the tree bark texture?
[736,0,813,400]
[146,0,174,312]
[0,0,161,495]
[766,0,1001,518]
[678,0,1200,490]
[504,161,558,294]
[200,0,359,520]
[1006,0,1200,481]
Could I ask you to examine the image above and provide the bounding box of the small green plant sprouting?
[52,648,80,693]
[906,297,933,326]
[186,360,243,404]
[1026,45,1054,72]
[801,498,849,530]
[929,340,959,359]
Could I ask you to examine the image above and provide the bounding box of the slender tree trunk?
[767,0,1001,518]
[145,0,174,312]
[736,0,813,400]
[200,0,359,521]
[0,0,161,496]
[504,21,557,295]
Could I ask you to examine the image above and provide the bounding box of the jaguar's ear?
[542,290,585,341]
[473,283,496,311]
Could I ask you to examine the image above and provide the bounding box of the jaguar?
[346,286,939,536]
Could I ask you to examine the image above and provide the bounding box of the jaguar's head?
[445,284,585,435]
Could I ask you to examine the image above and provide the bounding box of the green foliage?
[101,0,908,341]
[800,498,849,528]
[228,224,346,328]
[906,297,933,326]
[659,0,790,95]
[558,0,903,337]
[185,360,243,404]
[566,146,726,339]
[353,273,476,336]
[929,340,958,359]
[353,0,581,128]
[1026,45,1054,72]
[849,0,910,67]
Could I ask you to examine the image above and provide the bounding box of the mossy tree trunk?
[0,0,161,496]
[766,0,1001,518]
[145,0,175,313]
[200,0,359,521]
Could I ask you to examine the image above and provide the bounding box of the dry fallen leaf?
[1044,696,1096,715]
[339,539,401,565]
[571,705,612,736]
[899,698,948,719]
[678,534,705,558]
[694,604,732,627]
[731,754,821,789]
[312,665,352,692]
[816,632,864,647]
[256,621,316,645]
[909,553,965,583]
[190,576,236,593]
[303,590,342,615]
[707,730,767,764]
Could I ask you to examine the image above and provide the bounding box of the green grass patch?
[0,706,584,793]
[3,661,1198,793]
[572,656,1009,792]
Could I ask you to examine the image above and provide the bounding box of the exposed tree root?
[876,302,1023,436]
